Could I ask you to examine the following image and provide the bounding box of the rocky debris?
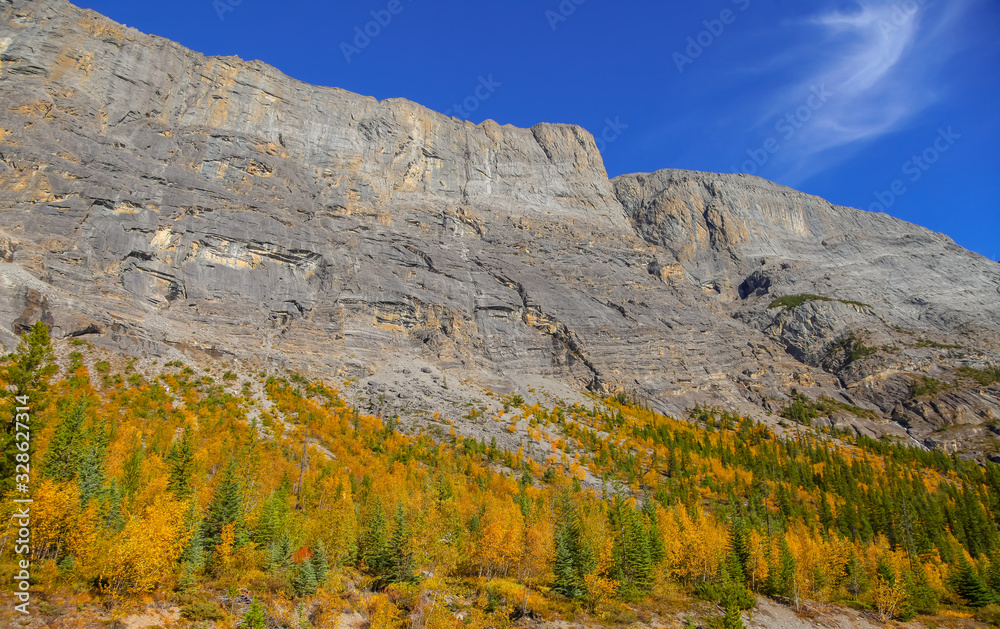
[0,0,998,456]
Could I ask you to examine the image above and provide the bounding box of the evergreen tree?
[311,539,329,585]
[166,426,196,499]
[177,561,196,592]
[180,499,205,571]
[722,603,745,629]
[721,552,756,611]
[767,536,797,606]
[0,323,56,496]
[644,501,666,566]
[77,443,106,506]
[553,528,579,598]
[243,597,268,629]
[360,498,390,575]
[553,494,594,599]
[100,478,125,532]
[387,504,414,583]
[950,560,997,608]
[293,557,319,597]
[269,531,293,574]
[203,456,249,552]
[986,550,1000,594]
[2,321,57,394]
[43,402,88,482]
[728,518,751,582]
[905,564,937,617]
[607,497,652,599]
[818,495,834,534]
[120,443,145,502]
[844,553,868,598]
[254,489,289,547]
[57,554,75,577]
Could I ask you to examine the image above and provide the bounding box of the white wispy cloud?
[758,0,970,182]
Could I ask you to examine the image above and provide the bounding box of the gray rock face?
[1,0,998,453]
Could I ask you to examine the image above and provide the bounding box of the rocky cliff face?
[1,0,998,455]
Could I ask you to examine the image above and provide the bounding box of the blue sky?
[74,0,999,261]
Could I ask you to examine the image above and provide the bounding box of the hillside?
[2,326,1000,628]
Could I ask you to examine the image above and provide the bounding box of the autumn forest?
[4,323,1000,628]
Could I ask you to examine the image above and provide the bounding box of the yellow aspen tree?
[366,593,404,629]
[63,502,100,576]
[101,497,189,594]
[746,528,770,592]
[873,572,907,622]
[477,495,523,579]
[31,479,79,562]
[584,538,619,613]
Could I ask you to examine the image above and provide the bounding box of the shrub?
[959,366,1000,387]
[768,294,871,310]
[781,394,820,425]
[768,294,832,309]
[913,377,947,398]
[180,600,225,622]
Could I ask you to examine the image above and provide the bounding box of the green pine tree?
[767,536,798,607]
[607,497,653,599]
[722,604,745,629]
[312,539,329,585]
[57,554,75,578]
[180,499,205,571]
[644,501,666,566]
[720,549,756,611]
[76,443,106,506]
[120,443,145,503]
[552,492,594,599]
[907,563,937,616]
[42,402,88,482]
[269,531,293,573]
[986,550,1000,594]
[387,504,414,584]
[553,527,580,598]
[844,553,868,598]
[243,597,268,629]
[0,322,56,497]
[203,456,249,552]
[2,321,57,395]
[177,561,196,592]
[254,487,290,548]
[99,478,125,532]
[360,498,390,575]
[728,518,751,583]
[293,557,319,597]
[166,426,196,500]
[950,560,996,608]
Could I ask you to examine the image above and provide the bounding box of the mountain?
[1,0,999,457]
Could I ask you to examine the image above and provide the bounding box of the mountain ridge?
[1,0,998,457]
